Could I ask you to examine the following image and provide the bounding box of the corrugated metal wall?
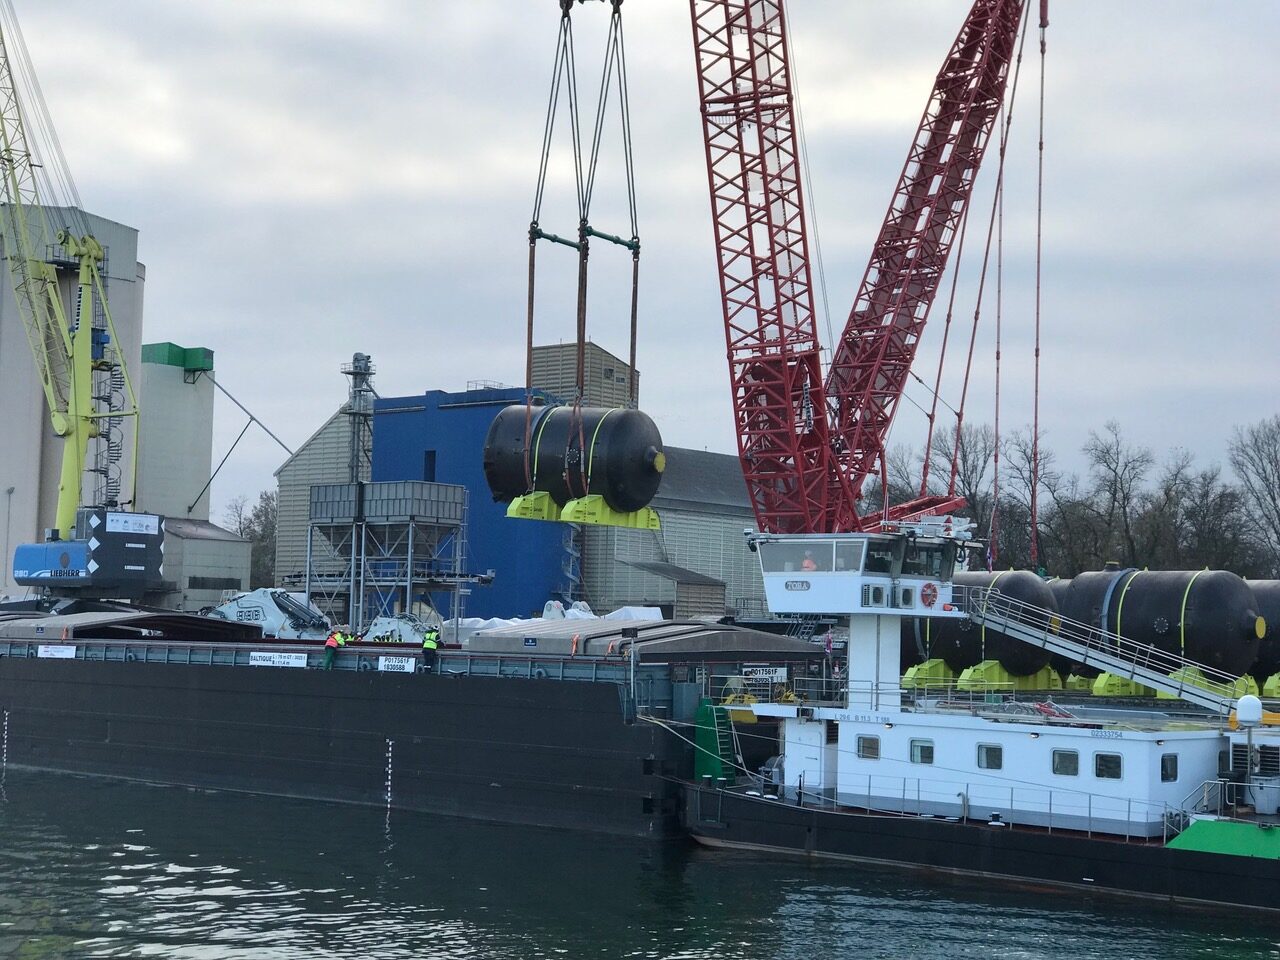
[275,410,363,585]
[581,506,764,615]
[531,342,636,407]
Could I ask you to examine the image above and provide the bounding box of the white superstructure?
[747,525,1280,840]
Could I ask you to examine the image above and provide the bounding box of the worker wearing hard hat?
[323,625,350,670]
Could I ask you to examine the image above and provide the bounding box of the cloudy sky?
[17,0,1279,521]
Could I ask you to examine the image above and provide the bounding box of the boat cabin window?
[910,739,934,765]
[901,542,950,579]
[1052,750,1078,776]
[1161,753,1178,783]
[834,541,865,573]
[977,744,1003,770]
[857,735,880,760]
[864,541,901,575]
[1094,753,1123,780]
[760,541,835,573]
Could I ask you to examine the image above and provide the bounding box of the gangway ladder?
[955,587,1241,715]
[712,705,741,784]
[788,615,821,643]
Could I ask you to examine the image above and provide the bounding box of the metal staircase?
[953,586,1240,715]
[788,615,821,643]
[712,706,740,778]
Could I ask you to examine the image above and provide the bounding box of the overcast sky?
[18,0,1279,522]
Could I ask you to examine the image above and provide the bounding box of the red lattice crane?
[689,0,1025,534]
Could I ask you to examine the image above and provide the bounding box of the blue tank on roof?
[371,387,569,620]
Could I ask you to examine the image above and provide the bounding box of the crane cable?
[1030,0,1049,570]
[780,9,835,360]
[526,2,584,492]
[992,103,1004,570]
[0,0,90,239]
[525,0,641,498]
[948,7,1033,521]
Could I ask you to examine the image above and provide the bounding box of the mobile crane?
[0,6,163,597]
[689,0,1024,535]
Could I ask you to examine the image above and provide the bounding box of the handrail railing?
[953,586,1241,714]
[762,768,1191,842]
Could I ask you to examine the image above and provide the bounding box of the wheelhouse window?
[760,541,834,573]
[864,542,898,575]
[901,543,946,578]
[856,735,880,760]
[910,739,934,765]
[1094,753,1123,780]
[1161,753,1179,783]
[834,541,865,573]
[1052,750,1079,776]
[977,744,1003,770]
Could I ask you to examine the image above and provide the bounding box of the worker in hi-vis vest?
[421,627,440,673]
[323,625,349,670]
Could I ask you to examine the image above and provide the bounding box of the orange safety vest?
[325,633,340,649]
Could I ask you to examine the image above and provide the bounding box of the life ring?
[921,582,939,608]
[533,667,549,680]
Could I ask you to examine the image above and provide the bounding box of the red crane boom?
[825,0,1025,532]
[689,0,1024,534]
[689,0,847,534]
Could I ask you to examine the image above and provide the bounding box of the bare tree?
[1001,425,1061,566]
[1084,421,1153,567]
[1229,415,1280,574]
[223,495,252,539]
[1132,450,1194,567]
[221,490,277,588]
[928,422,996,534]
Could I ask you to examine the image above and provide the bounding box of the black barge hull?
[684,784,1280,914]
[0,654,686,839]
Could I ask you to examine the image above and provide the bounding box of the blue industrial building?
[372,387,572,620]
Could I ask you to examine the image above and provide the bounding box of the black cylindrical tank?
[1247,581,1280,679]
[483,404,665,513]
[924,571,1055,677]
[1045,578,1095,678]
[1062,568,1263,677]
[900,618,928,670]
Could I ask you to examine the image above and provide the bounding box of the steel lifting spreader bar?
[530,225,637,253]
[584,225,639,252]
[530,226,581,251]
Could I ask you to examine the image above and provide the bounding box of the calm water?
[0,770,1275,959]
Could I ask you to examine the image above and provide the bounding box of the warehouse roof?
[164,518,247,542]
[653,446,751,513]
[623,560,724,587]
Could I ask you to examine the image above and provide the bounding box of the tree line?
[225,490,277,588]
[870,414,1280,579]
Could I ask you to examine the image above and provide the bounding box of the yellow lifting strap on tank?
[560,495,660,529]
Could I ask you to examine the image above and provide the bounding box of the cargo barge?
[0,608,818,839]
[676,524,1280,915]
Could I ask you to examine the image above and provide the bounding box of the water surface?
[0,770,1275,958]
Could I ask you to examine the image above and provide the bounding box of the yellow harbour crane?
[0,1,157,595]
